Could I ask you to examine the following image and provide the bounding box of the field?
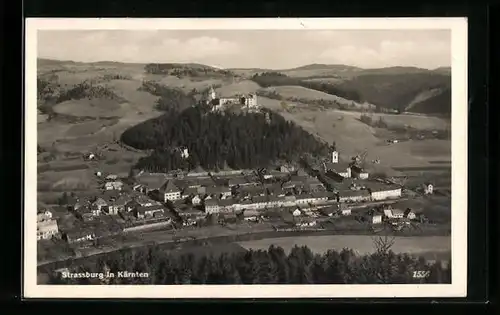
[260,85,371,108]
[258,96,451,171]
[238,235,451,261]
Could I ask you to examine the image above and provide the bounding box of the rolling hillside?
[229,63,451,115]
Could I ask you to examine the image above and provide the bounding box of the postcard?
[25,17,468,298]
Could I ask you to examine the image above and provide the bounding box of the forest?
[120,105,331,172]
[144,63,233,78]
[138,81,197,111]
[251,72,363,102]
[45,242,451,285]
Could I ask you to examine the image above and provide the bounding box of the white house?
[292,209,302,217]
[424,183,434,195]
[372,214,383,224]
[368,183,402,201]
[191,195,202,205]
[341,208,352,216]
[104,181,124,191]
[160,180,181,202]
[37,219,59,240]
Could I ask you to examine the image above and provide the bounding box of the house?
[337,189,370,203]
[218,199,236,213]
[206,186,232,199]
[228,176,252,188]
[341,208,352,216]
[181,187,198,200]
[292,209,302,217]
[64,229,96,244]
[372,214,383,224]
[404,208,417,220]
[424,183,434,195]
[350,165,369,179]
[326,162,352,178]
[92,197,108,212]
[73,198,91,212]
[296,217,317,227]
[191,195,202,206]
[37,219,59,240]
[367,183,402,201]
[107,195,131,215]
[135,204,166,219]
[391,209,405,219]
[280,165,295,173]
[105,174,118,181]
[37,210,53,222]
[104,181,124,191]
[159,180,181,202]
[204,199,220,214]
[77,206,96,221]
[310,192,331,204]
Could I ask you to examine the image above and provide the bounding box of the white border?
[24,18,468,299]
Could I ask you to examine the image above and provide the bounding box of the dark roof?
[205,199,218,207]
[160,180,180,193]
[137,204,165,214]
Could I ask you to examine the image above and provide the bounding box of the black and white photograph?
[25,18,468,298]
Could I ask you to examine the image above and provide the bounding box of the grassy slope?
[228,64,451,115]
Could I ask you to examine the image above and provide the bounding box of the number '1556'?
[413,271,430,279]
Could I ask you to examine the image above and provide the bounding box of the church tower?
[332,151,339,164]
[209,86,217,100]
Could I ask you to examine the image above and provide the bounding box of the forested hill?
[120,106,331,172]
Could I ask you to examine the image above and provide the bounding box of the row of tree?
[46,242,451,285]
[120,106,331,172]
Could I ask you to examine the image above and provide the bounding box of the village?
[37,143,437,253]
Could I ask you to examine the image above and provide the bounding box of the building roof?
[37,219,58,232]
[326,161,352,171]
[137,204,165,214]
[93,197,108,206]
[206,186,231,194]
[160,180,180,193]
[182,187,199,196]
[205,199,218,207]
[135,174,169,190]
[338,189,370,197]
[366,182,401,192]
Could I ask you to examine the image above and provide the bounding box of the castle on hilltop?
[207,86,260,112]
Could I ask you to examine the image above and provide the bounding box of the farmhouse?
[106,195,131,215]
[372,214,383,224]
[63,229,95,244]
[37,219,59,240]
[350,165,369,179]
[160,180,181,202]
[204,199,220,214]
[91,197,108,212]
[37,209,53,222]
[78,206,99,221]
[326,162,352,178]
[135,204,166,219]
[367,182,402,201]
[104,181,124,191]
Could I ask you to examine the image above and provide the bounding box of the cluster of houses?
[39,148,426,244]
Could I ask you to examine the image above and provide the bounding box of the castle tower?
[332,151,339,164]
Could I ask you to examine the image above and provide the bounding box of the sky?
[37,29,451,69]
